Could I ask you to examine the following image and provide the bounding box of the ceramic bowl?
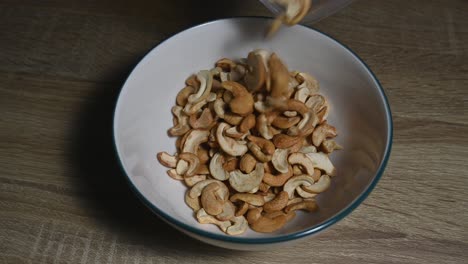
[113,17,392,250]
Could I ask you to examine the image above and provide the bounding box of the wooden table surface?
[1,0,467,263]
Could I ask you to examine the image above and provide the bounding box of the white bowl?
[113,17,392,250]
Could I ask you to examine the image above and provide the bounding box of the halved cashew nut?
[177,152,200,177]
[295,186,317,198]
[296,72,319,94]
[167,169,183,180]
[244,51,267,92]
[216,201,236,221]
[189,179,227,199]
[263,191,289,213]
[189,108,214,129]
[321,139,343,153]
[181,129,210,154]
[169,106,190,136]
[201,182,229,215]
[288,152,315,175]
[229,163,264,192]
[157,152,177,168]
[216,122,248,156]
[184,175,206,187]
[299,145,317,154]
[272,148,289,173]
[284,200,318,213]
[302,175,331,194]
[196,208,231,232]
[269,53,290,99]
[305,152,336,176]
[256,114,274,140]
[226,216,248,235]
[312,123,337,147]
[283,175,315,199]
[185,190,201,211]
[209,153,229,180]
[294,87,310,103]
[188,70,213,104]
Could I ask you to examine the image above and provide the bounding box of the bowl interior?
[114,18,391,241]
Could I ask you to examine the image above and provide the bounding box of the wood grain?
[0,0,467,263]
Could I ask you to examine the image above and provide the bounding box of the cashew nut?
[223,157,239,172]
[189,108,214,129]
[272,133,301,149]
[169,106,190,136]
[283,175,315,198]
[215,58,236,71]
[312,123,337,147]
[235,202,249,217]
[247,208,287,233]
[177,152,200,177]
[244,51,267,92]
[226,216,248,235]
[200,183,227,215]
[185,190,200,211]
[263,191,288,213]
[272,115,301,129]
[271,148,289,173]
[194,164,210,175]
[256,114,274,140]
[189,179,228,199]
[299,145,317,154]
[209,152,229,181]
[184,175,206,187]
[284,199,318,213]
[239,153,256,173]
[302,175,331,194]
[176,86,196,106]
[196,208,231,232]
[321,139,343,153]
[216,122,248,156]
[294,87,310,103]
[216,201,236,221]
[188,70,213,104]
[221,81,254,116]
[239,114,256,133]
[288,152,315,175]
[295,186,317,198]
[296,72,319,94]
[167,169,183,180]
[305,152,336,176]
[269,53,290,99]
[262,166,293,187]
[181,129,210,154]
[157,152,177,168]
[230,193,265,206]
[229,163,264,192]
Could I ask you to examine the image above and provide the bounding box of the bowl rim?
[113,17,393,245]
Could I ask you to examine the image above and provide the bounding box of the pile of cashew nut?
[157,49,342,235]
[266,0,312,37]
